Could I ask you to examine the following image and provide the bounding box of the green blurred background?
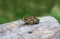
[0,0,60,24]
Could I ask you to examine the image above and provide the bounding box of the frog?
[22,16,39,25]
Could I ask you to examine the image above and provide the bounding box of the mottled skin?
[22,16,39,25]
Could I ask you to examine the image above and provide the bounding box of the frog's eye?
[24,18,27,20]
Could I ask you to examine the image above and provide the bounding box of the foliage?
[0,0,60,24]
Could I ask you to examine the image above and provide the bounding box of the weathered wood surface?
[0,16,60,39]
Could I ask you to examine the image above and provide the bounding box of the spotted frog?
[22,16,39,25]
